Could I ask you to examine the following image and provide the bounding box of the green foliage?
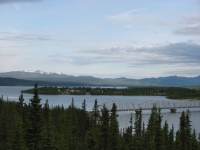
[109,103,120,150]
[22,86,62,95]
[26,83,42,150]
[0,84,200,150]
[22,86,200,100]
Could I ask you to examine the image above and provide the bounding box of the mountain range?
[0,70,200,87]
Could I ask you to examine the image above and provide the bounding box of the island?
[21,86,200,100]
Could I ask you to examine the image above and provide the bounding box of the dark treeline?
[22,86,200,100]
[1,83,200,150]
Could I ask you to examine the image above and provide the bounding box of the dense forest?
[1,83,200,150]
[22,86,200,100]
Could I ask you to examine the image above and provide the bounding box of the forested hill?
[0,77,88,86]
[0,71,200,86]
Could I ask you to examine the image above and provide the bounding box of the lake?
[0,86,200,135]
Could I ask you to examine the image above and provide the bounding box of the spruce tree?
[109,103,120,150]
[133,109,142,150]
[27,83,42,150]
[11,116,27,150]
[191,129,198,150]
[154,108,164,150]
[40,100,57,150]
[123,112,134,150]
[91,99,99,127]
[17,94,24,118]
[99,104,110,150]
[179,111,190,150]
[168,125,174,150]
[185,109,192,150]
[163,120,169,150]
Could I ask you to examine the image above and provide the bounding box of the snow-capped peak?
[20,70,66,75]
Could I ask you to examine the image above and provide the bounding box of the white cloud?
[76,42,200,66]
[105,10,154,23]
[173,15,200,36]
[0,32,52,41]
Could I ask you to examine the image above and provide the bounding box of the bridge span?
[103,100,200,113]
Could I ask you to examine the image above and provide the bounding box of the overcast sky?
[0,0,200,78]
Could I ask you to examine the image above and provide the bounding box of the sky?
[0,0,200,79]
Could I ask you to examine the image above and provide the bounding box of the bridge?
[103,100,200,113]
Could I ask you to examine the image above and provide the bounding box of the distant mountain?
[0,77,51,86]
[19,70,67,75]
[0,70,199,86]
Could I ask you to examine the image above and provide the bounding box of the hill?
[0,70,199,86]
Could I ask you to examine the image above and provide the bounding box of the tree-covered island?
[21,86,200,100]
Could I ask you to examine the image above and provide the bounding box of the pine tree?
[145,105,158,149]
[99,104,110,150]
[191,129,198,150]
[26,83,42,150]
[85,99,100,150]
[163,120,169,150]
[133,109,142,150]
[11,116,27,150]
[82,99,86,111]
[179,111,187,150]
[175,130,181,150]
[185,109,192,150]
[123,112,134,150]
[91,99,100,127]
[154,108,164,150]
[168,125,174,150]
[40,100,57,150]
[17,94,24,118]
[109,103,120,150]
[0,101,10,149]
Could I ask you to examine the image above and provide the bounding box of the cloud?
[174,15,200,36]
[0,32,52,41]
[174,25,200,36]
[0,0,42,4]
[105,10,154,23]
[165,68,200,76]
[76,43,200,66]
[104,9,174,27]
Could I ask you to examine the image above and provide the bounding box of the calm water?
[0,86,200,135]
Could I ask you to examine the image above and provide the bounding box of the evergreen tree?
[154,108,164,150]
[133,109,142,150]
[26,83,42,150]
[82,99,86,111]
[191,129,198,150]
[168,125,174,150]
[17,94,24,118]
[175,130,181,150]
[163,120,169,150]
[134,109,142,136]
[185,109,192,150]
[85,99,100,150]
[179,111,187,150]
[0,101,10,149]
[11,116,27,150]
[91,99,100,127]
[109,103,120,150]
[99,104,110,150]
[123,112,134,150]
[40,100,57,150]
